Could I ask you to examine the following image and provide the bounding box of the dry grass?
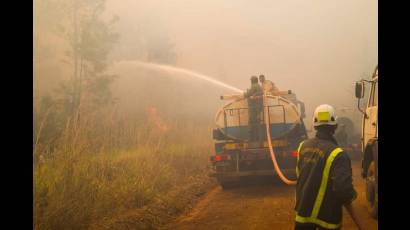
[33,107,215,230]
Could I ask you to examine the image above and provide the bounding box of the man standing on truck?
[294,104,365,230]
[244,76,263,143]
[259,74,289,96]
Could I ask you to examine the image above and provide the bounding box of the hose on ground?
[263,92,297,185]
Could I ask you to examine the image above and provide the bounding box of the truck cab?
[355,65,378,219]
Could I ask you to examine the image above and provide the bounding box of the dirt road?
[168,160,377,230]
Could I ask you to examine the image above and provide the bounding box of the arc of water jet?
[132,61,243,93]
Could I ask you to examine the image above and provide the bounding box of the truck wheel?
[218,178,237,190]
[220,181,235,189]
[366,160,378,219]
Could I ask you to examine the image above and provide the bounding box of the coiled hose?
[263,92,297,185]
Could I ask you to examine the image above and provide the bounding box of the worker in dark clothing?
[244,76,263,143]
[295,104,365,230]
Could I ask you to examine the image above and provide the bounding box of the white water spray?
[114,60,243,93]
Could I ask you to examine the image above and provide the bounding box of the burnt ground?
[167,160,377,230]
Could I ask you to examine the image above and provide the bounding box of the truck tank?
[214,95,305,142]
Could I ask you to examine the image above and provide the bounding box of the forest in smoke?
[34,0,378,126]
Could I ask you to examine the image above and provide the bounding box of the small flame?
[146,106,169,133]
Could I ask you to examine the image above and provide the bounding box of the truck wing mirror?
[355,81,365,99]
[355,81,368,119]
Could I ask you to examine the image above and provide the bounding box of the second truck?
[355,65,378,219]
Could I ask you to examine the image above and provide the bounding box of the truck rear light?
[291,151,298,158]
[211,154,231,162]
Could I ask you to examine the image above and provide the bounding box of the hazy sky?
[106,0,377,128]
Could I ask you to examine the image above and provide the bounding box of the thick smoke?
[105,0,377,130]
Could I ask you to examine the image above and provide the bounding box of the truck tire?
[220,181,235,190]
[366,160,378,219]
[217,178,238,190]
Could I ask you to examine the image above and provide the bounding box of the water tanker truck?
[210,91,308,188]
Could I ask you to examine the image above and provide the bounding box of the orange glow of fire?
[146,106,170,133]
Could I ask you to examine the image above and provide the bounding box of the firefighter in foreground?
[295,104,365,230]
[244,76,263,144]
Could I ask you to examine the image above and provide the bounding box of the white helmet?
[313,104,337,127]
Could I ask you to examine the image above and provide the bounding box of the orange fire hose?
[263,92,297,185]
